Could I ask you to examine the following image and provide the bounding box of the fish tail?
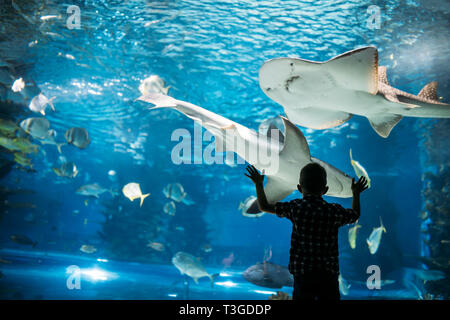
[379,216,386,232]
[210,273,219,288]
[140,193,151,207]
[56,143,64,154]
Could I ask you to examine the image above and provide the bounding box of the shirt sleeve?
[274,200,295,220]
[331,203,360,226]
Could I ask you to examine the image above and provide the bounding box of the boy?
[245,163,368,301]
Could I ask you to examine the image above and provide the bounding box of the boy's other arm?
[245,165,276,214]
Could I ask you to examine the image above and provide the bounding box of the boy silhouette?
[245,163,368,301]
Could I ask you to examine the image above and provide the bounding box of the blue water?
[0,0,449,300]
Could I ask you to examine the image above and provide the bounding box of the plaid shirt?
[275,194,359,275]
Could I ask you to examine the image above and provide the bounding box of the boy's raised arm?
[245,165,276,214]
[351,176,369,218]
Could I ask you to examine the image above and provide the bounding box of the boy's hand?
[352,176,368,195]
[245,165,264,185]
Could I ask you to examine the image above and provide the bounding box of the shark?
[259,46,450,138]
[137,93,353,213]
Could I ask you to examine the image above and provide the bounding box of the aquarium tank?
[0,0,448,301]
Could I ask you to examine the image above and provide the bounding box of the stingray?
[138,93,353,213]
[259,46,450,138]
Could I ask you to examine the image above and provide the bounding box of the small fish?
[172,251,218,286]
[11,78,25,92]
[163,201,176,216]
[409,268,446,282]
[40,14,61,20]
[222,252,234,267]
[339,274,351,295]
[13,152,33,168]
[138,75,170,97]
[367,217,386,254]
[10,234,37,248]
[201,244,212,253]
[20,117,52,140]
[80,245,97,254]
[147,242,165,252]
[163,183,187,202]
[348,223,361,249]
[243,261,293,289]
[350,149,371,188]
[29,93,55,116]
[0,119,19,136]
[65,127,91,149]
[122,183,150,207]
[53,162,78,178]
[239,196,265,218]
[76,183,110,198]
[84,199,89,206]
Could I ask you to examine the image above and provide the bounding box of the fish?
[10,234,37,248]
[13,152,33,168]
[53,162,78,178]
[366,217,386,254]
[239,196,265,218]
[172,251,218,286]
[122,182,150,207]
[80,245,97,254]
[163,201,176,216]
[163,182,187,202]
[407,268,446,282]
[259,46,450,138]
[147,242,165,252]
[65,127,91,149]
[243,262,294,289]
[76,183,110,198]
[222,252,234,267]
[348,223,361,249]
[201,244,212,253]
[0,136,38,154]
[29,93,55,116]
[138,75,170,96]
[0,119,19,137]
[139,93,353,214]
[20,117,52,140]
[11,78,25,92]
[40,15,61,21]
[338,274,351,296]
[350,149,371,188]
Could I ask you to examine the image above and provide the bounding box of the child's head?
[297,162,329,196]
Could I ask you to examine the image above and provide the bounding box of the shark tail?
[136,93,178,109]
[140,193,150,207]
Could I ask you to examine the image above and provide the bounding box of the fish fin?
[56,143,64,154]
[140,193,150,207]
[284,106,352,130]
[210,273,219,288]
[279,116,311,163]
[263,176,296,204]
[380,216,387,233]
[418,81,439,101]
[193,277,199,284]
[40,110,45,116]
[349,148,353,162]
[378,66,390,85]
[48,97,56,111]
[366,113,403,138]
[325,46,379,94]
[136,93,178,108]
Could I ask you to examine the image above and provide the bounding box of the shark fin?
[311,157,353,198]
[366,113,403,138]
[418,81,439,101]
[284,106,352,130]
[378,66,390,85]
[325,46,379,94]
[279,116,311,163]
